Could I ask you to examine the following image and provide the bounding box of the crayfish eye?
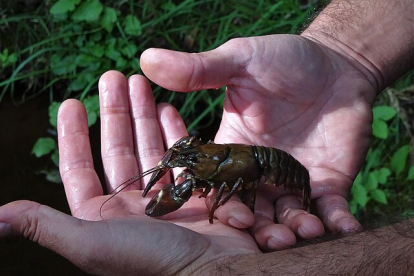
[188,155,197,162]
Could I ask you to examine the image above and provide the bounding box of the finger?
[0,200,207,276]
[205,191,255,228]
[58,99,102,214]
[156,103,188,179]
[316,195,362,234]
[0,200,105,274]
[275,195,325,239]
[128,75,167,186]
[140,39,250,91]
[249,216,297,252]
[0,201,121,275]
[99,70,139,192]
[248,193,296,251]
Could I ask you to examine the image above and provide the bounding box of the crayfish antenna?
[99,165,164,220]
[142,149,174,197]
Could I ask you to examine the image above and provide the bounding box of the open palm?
[141,35,377,236]
[11,71,258,275]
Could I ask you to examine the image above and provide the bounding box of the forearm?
[302,0,414,91]
[200,218,414,275]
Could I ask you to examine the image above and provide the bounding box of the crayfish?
[101,136,311,223]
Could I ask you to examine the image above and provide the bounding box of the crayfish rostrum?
[101,136,311,223]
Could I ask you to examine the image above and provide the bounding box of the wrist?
[302,0,414,91]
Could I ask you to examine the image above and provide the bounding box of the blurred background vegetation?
[0,0,413,274]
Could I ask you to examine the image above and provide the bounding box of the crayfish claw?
[145,179,194,217]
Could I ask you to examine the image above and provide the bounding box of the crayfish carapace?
[101,136,311,223]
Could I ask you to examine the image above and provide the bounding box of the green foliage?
[50,0,81,14]
[31,94,99,182]
[407,166,414,180]
[350,83,414,217]
[0,49,18,68]
[4,0,412,222]
[372,106,397,139]
[32,137,56,158]
[83,94,100,126]
[49,102,62,127]
[124,15,142,36]
[391,145,411,176]
[2,0,318,107]
[2,0,320,184]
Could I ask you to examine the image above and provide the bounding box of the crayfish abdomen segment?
[254,146,310,209]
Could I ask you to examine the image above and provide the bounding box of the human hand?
[0,71,282,275]
[140,35,377,238]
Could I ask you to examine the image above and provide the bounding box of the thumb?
[140,38,251,91]
[0,201,103,274]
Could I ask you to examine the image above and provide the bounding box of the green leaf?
[373,105,397,121]
[391,145,411,175]
[71,0,103,22]
[49,102,62,128]
[83,94,99,112]
[45,169,62,184]
[101,7,117,32]
[7,52,17,65]
[105,48,122,61]
[161,2,177,11]
[50,54,77,75]
[1,49,17,67]
[375,168,391,184]
[124,15,142,36]
[407,165,414,180]
[370,189,388,204]
[39,169,62,184]
[121,43,138,58]
[51,149,60,167]
[0,49,8,63]
[89,44,105,58]
[82,95,100,126]
[366,149,381,169]
[351,182,369,207]
[349,200,358,215]
[50,0,80,14]
[353,172,362,186]
[69,71,95,91]
[372,119,388,139]
[32,138,56,158]
[75,53,96,67]
[116,57,127,68]
[87,111,98,127]
[69,76,88,91]
[365,172,378,191]
[131,57,140,70]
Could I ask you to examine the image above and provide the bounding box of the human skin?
[140,0,414,245]
[0,0,414,275]
[0,70,412,276]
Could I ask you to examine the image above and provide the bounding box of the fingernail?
[228,217,250,228]
[0,222,12,238]
[267,237,291,250]
[340,218,363,234]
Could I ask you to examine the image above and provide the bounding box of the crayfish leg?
[209,182,227,224]
[241,179,259,213]
[199,186,211,198]
[217,177,244,208]
[208,178,244,224]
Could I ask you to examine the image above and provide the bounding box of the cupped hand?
[141,35,378,238]
[0,71,280,276]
